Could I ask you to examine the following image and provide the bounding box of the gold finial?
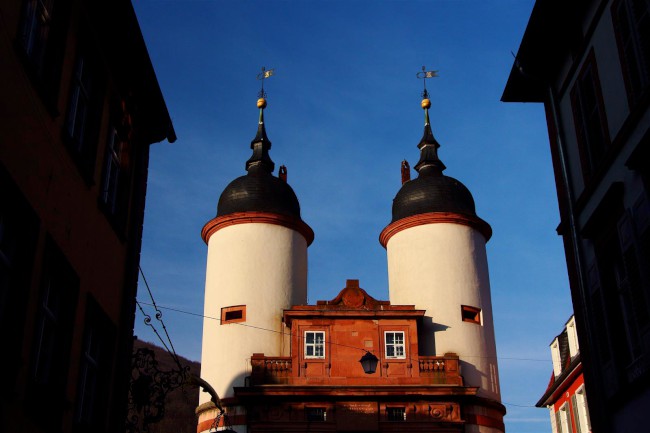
[416,66,438,109]
[256,66,274,109]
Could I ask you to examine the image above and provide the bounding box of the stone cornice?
[379,212,492,248]
[202,211,314,246]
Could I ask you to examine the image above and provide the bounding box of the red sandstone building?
[197,83,504,431]
[216,279,504,432]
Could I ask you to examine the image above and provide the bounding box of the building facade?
[537,316,591,433]
[502,0,650,431]
[197,93,504,432]
[0,1,175,432]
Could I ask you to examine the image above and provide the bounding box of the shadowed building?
[503,0,650,431]
[0,0,175,432]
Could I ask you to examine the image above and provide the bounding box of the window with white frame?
[549,407,558,433]
[572,386,591,433]
[551,338,562,377]
[304,331,325,359]
[384,331,405,359]
[555,403,570,433]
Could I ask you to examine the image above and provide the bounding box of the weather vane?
[416,66,439,99]
[256,66,275,99]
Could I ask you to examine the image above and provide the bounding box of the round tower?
[380,93,503,431]
[197,96,313,432]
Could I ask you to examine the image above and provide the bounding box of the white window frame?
[557,403,570,433]
[549,406,558,433]
[384,331,406,359]
[304,331,325,359]
[551,338,562,377]
[573,386,591,433]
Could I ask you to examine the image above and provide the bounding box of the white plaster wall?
[199,223,308,403]
[386,223,501,401]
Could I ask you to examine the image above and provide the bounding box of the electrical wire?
[135,271,547,411]
[136,300,551,363]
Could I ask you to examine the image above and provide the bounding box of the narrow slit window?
[461,305,481,324]
[221,305,246,324]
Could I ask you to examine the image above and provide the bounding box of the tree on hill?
[129,338,201,433]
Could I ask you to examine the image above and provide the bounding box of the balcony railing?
[418,353,463,385]
[250,354,292,385]
[249,352,463,386]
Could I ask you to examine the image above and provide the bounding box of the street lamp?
[359,351,379,374]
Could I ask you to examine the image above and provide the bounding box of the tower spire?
[414,67,446,175]
[246,67,275,174]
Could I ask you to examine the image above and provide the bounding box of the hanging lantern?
[359,351,379,374]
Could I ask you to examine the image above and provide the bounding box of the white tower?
[197,97,313,432]
[380,94,503,431]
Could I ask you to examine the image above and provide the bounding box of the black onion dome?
[391,173,476,223]
[390,99,477,224]
[216,100,302,219]
[217,172,301,217]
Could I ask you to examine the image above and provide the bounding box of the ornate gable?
[317,279,390,309]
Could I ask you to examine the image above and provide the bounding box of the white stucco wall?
[199,222,308,402]
[386,223,501,401]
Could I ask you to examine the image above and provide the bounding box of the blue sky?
[132,1,572,432]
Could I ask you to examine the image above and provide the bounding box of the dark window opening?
[100,99,133,232]
[74,295,116,430]
[30,238,79,428]
[461,305,481,324]
[306,407,326,422]
[0,166,40,393]
[387,407,406,422]
[221,305,246,324]
[571,51,610,180]
[63,36,105,182]
[225,309,242,321]
[16,0,69,110]
[612,0,650,107]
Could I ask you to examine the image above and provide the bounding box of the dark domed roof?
[391,172,476,223]
[217,172,301,218]
[390,101,478,224]
[215,101,303,219]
